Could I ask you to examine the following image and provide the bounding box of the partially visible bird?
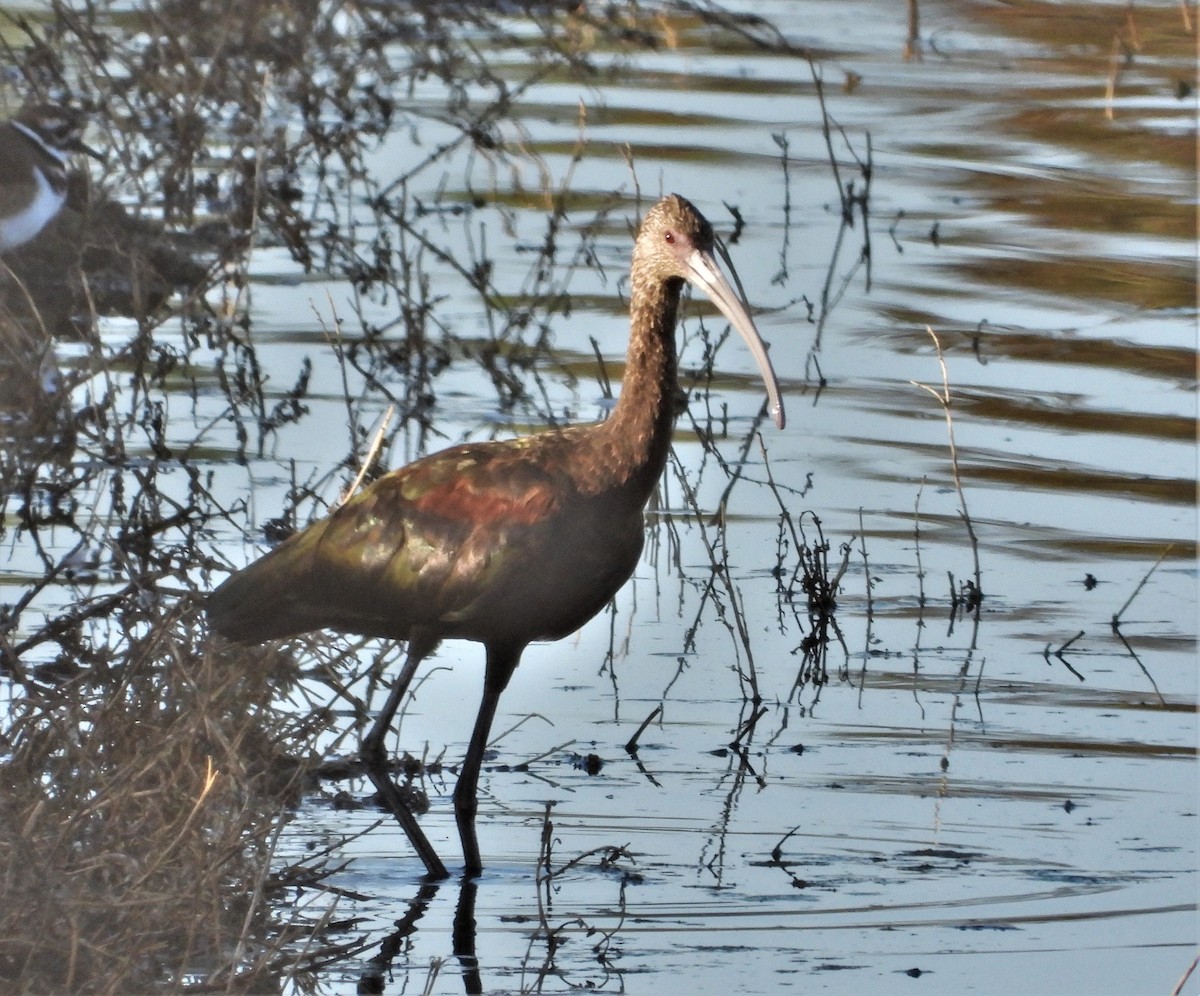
[0,104,99,253]
[208,193,785,878]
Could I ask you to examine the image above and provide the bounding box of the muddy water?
[7,1,1197,993]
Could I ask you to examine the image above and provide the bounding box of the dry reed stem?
[1111,543,1174,630]
[1171,951,1199,996]
[340,404,396,506]
[904,0,922,61]
[910,326,984,621]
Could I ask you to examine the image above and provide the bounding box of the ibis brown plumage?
[207,193,785,878]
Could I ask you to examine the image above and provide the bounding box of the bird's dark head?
[634,193,715,279]
[14,103,101,161]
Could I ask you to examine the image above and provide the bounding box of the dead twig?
[624,705,662,755]
[1111,545,1174,632]
[910,327,984,622]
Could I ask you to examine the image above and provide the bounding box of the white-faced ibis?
[208,194,785,878]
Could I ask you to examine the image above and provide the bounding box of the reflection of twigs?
[972,656,986,717]
[909,480,927,717]
[705,412,781,512]
[528,804,632,991]
[512,739,575,770]
[911,327,983,621]
[625,706,663,786]
[1043,631,1085,682]
[771,826,801,863]
[769,826,809,889]
[488,713,554,750]
[858,509,873,627]
[1099,547,1166,720]
[699,700,761,886]
[1110,550,1170,706]
[913,483,927,616]
[932,646,981,843]
[1113,626,1164,705]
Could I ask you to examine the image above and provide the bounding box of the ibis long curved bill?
[683,244,786,430]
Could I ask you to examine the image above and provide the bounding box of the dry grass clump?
[0,600,340,994]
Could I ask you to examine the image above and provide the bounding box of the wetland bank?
[0,1,1195,993]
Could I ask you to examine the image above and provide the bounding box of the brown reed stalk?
[910,327,984,621]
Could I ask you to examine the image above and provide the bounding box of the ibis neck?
[592,275,681,500]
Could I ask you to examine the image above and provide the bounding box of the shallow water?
[3,1,1197,993]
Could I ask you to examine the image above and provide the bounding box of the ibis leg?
[362,632,448,879]
[454,643,522,877]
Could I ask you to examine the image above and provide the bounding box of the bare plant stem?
[624,705,662,755]
[810,62,845,218]
[669,450,762,705]
[339,405,396,506]
[856,508,873,701]
[904,0,922,60]
[911,327,983,621]
[1171,952,1199,996]
[1112,544,1174,630]
[770,130,792,284]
